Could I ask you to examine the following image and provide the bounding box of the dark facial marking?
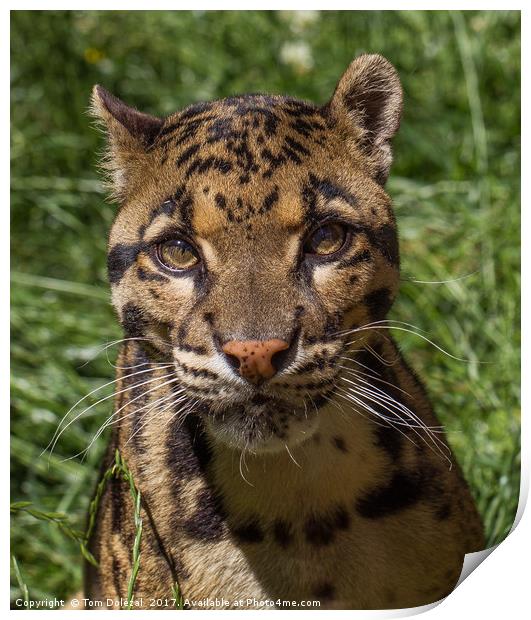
[337,249,372,269]
[108,242,146,284]
[137,266,169,283]
[373,223,399,266]
[364,287,393,319]
[121,303,148,337]
[186,156,233,178]
[310,174,358,209]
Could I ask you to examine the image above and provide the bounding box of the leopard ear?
[329,54,403,185]
[90,85,164,199]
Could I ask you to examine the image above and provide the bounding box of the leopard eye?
[156,239,199,271]
[304,223,348,257]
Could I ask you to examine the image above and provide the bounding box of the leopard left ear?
[329,54,403,185]
[90,85,164,149]
[90,85,164,200]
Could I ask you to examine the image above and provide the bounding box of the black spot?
[172,186,194,231]
[110,476,125,533]
[166,414,213,482]
[138,223,147,238]
[273,519,293,548]
[260,187,279,214]
[180,101,214,120]
[294,305,305,320]
[372,224,399,266]
[364,288,393,319]
[176,143,200,167]
[251,394,269,406]
[121,303,148,337]
[176,342,208,356]
[147,198,177,226]
[260,148,286,177]
[356,470,427,519]
[108,242,145,284]
[374,425,403,461]
[186,156,233,178]
[284,136,310,156]
[233,518,264,543]
[435,502,452,520]
[304,505,350,546]
[313,582,335,601]
[112,556,124,599]
[183,487,227,541]
[310,175,357,208]
[215,193,227,209]
[291,118,315,137]
[282,145,302,164]
[332,436,348,453]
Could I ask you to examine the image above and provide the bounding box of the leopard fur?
[84,54,484,610]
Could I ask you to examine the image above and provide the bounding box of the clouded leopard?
[84,54,484,609]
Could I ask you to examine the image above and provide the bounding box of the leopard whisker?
[285,443,302,468]
[343,321,483,364]
[85,390,190,459]
[338,382,452,465]
[333,388,414,439]
[341,377,447,434]
[43,364,174,456]
[47,369,176,458]
[239,443,254,487]
[60,374,180,461]
[338,361,413,398]
[118,391,189,448]
[79,391,184,460]
[77,336,172,369]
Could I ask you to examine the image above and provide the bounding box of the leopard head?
[91,54,402,452]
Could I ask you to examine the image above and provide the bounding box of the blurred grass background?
[10,10,520,603]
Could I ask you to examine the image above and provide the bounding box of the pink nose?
[222,339,290,384]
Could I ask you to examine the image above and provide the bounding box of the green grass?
[11,10,520,604]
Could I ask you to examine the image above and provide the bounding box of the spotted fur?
[84,54,484,609]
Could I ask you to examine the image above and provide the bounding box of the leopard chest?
[173,409,464,608]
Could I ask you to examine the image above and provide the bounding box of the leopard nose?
[222,338,290,384]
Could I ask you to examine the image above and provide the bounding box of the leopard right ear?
[90,85,164,199]
[329,54,403,185]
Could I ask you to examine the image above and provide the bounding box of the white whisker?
[42,364,174,456]
[285,444,302,468]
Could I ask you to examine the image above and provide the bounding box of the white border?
[6,4,525,617]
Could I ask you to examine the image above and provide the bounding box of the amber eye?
[304,223,348,257]
[156,239,199,271]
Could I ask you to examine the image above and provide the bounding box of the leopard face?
[93,54,403,452]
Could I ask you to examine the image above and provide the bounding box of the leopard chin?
[202,397,321,453]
